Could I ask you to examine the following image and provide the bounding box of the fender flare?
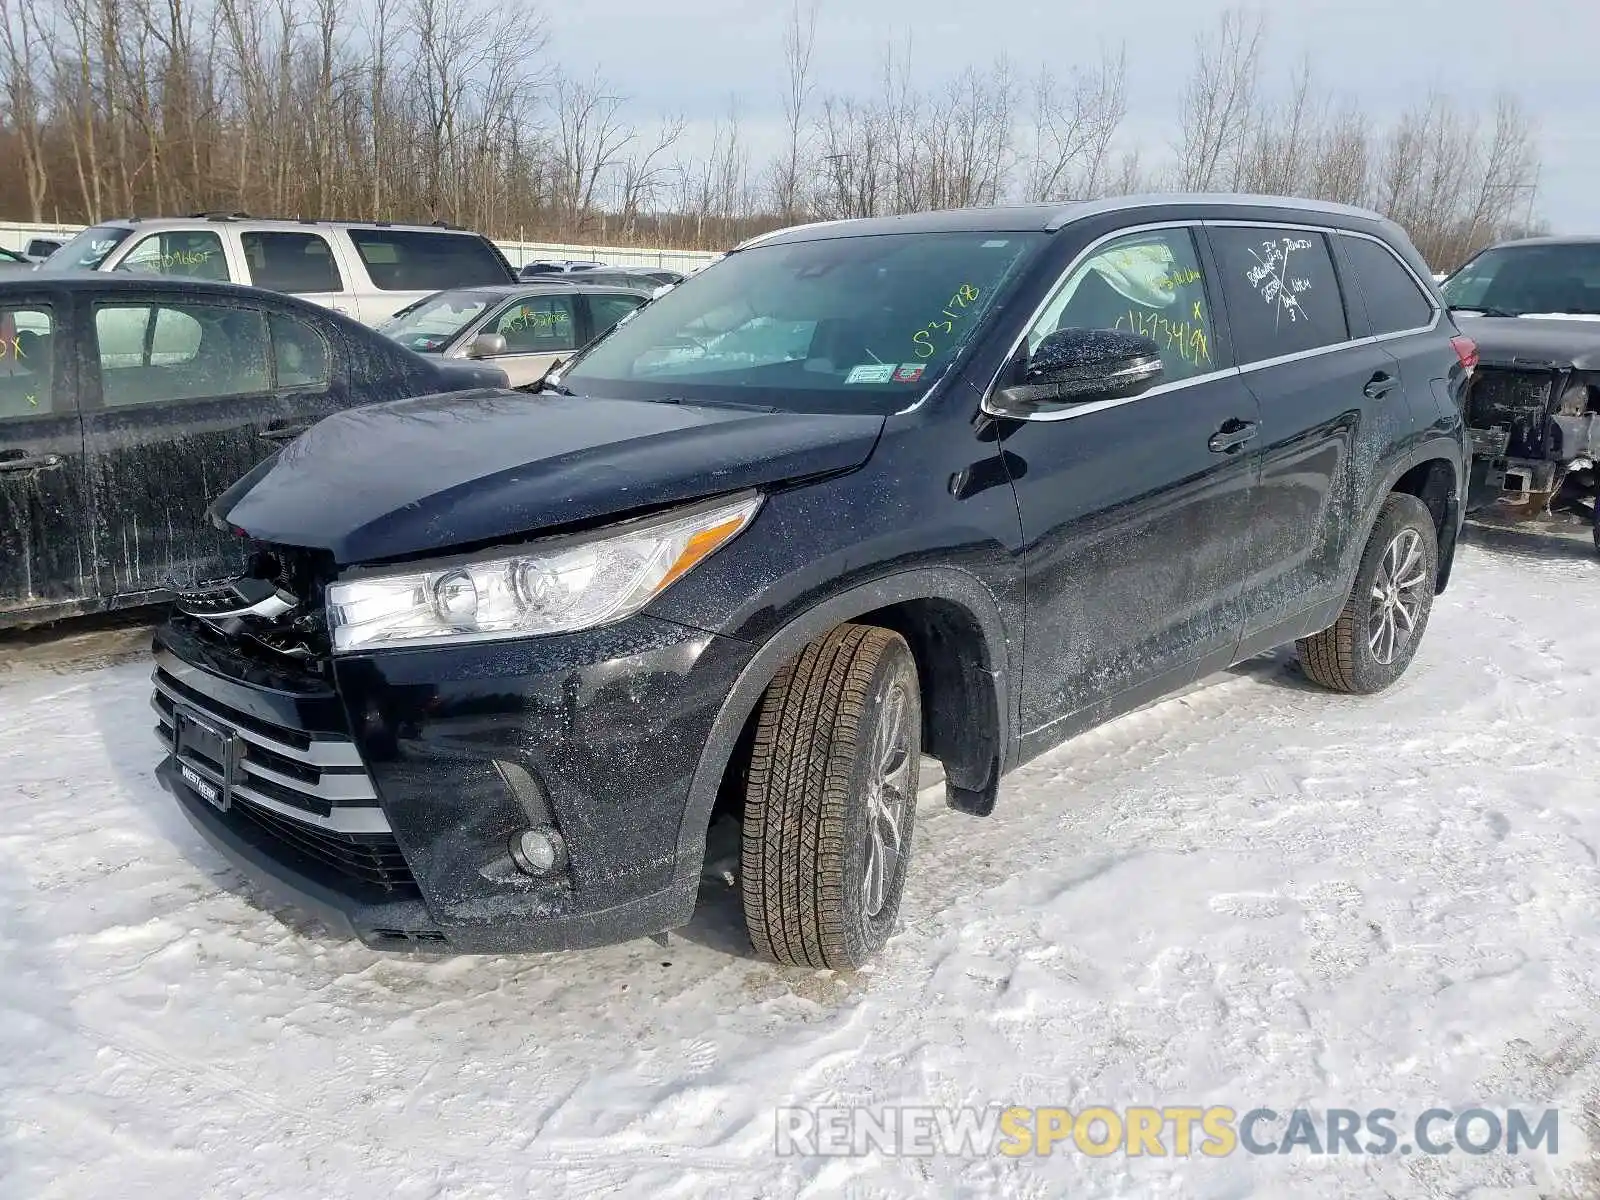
[668,565,1013,903]
[1395,437,1467,592]
[1342,441,1464,593]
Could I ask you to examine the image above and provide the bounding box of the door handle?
[257,425,308,442]
[0,453,63,473]
[1208,418,1258,454]
[1364,371,1397,399]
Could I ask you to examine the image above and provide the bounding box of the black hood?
[1455,315,1600,371]
[211,388,884,564]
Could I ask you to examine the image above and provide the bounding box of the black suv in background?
[151,194,1471,968]
[1439,235,1600,547]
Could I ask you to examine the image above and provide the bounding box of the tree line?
[0,0,1543,270]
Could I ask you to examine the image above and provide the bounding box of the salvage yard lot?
[2,530,1598,1198]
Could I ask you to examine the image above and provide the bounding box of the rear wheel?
[739,624,921,969]
[1298,492,1439,694]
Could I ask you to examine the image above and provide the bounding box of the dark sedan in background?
[1,273,508,630]
[1441,236,1600,548]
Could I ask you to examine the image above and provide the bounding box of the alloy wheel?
[861,681,913,919]
[1368,527,1428,665]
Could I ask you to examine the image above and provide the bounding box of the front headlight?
[326,491,762,653]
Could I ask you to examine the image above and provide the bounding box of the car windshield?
[376,290,499,352]
[39,224,133,271]
[1441,243,1600,317]
[556,230,1048,410]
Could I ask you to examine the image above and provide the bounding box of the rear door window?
[242,232,344,294]
[588,293,646,337]
[1338,234,1436,335]
[346,230,510,291]
[114,230,232,282]
[95,302,271,406]
[0,306,56,417]
[270,312,333,389]
[1207,226,1349,363]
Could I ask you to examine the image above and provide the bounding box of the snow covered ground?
[3,527,1599,1199]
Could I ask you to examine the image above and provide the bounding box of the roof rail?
[190,211,252,221]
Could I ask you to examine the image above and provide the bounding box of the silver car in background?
[376,282,653,386]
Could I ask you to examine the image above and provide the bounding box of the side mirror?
[990,328,1165,417]
[467,332,507,358]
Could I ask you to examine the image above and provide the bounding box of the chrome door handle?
[0,453,63,473]
[1208,419,1258,454]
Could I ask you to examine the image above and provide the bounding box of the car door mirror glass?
[991,328,1164,416]
[468,332,507,358]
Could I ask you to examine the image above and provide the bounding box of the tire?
[739,623,922,970]
[1297,492,1439,695]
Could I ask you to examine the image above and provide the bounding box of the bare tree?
[0,0,50,220]
[549,70,639,231]
[1177,7,1266,190]
[771,0,818,220]
[1022,46,1127,201]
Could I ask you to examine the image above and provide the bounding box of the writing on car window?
[912,284,982,359]
[1242,235,1316,325]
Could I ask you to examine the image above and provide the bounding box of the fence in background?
[0,221,722,273]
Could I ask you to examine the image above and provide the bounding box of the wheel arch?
[671,567,1014,901]
[1386,440,1465,593]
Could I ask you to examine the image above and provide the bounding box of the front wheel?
[739,624,922,969]
[1298,492,1439,694]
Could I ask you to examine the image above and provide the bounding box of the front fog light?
[511,826,569,876]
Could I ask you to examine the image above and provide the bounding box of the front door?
[81,294,281,597]
[0,295,88,621]
[998,224,1262,747]
[462,292,583,387]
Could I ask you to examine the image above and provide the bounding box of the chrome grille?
[153,667,417,892]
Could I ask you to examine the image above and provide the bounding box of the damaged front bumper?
[1467,414,1600,518]
[152,611,756,953]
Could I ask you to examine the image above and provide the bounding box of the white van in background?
[38,215,520,327]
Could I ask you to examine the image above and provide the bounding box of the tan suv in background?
[37,214,519,326]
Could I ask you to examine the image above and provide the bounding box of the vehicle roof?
[435,282,656,297]
[1476,234,1600,250]
[1,270,281,294]
[75,216,491,235]
[735,192,1391,249]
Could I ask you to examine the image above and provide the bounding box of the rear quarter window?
[1339,234,1436,335]
[346,230,511,291]
[1208,226,1349,363]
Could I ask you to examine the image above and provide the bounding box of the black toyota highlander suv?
[150,193,1472,968]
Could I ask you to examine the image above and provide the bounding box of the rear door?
[81,294,279,597]
[1203,221,1411,640]
[0,293,89,622]
[239,229,359,320]
[583,290,649,345]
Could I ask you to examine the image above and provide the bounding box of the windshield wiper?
[1448,303,1517,318]
[653,396,776,412]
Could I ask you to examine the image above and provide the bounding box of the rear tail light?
[1450,334,1478,374]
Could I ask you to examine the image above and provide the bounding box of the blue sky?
[539,0,1594,231]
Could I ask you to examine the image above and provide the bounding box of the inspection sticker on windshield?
[846,363,897,384]
[892,364,926,383]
